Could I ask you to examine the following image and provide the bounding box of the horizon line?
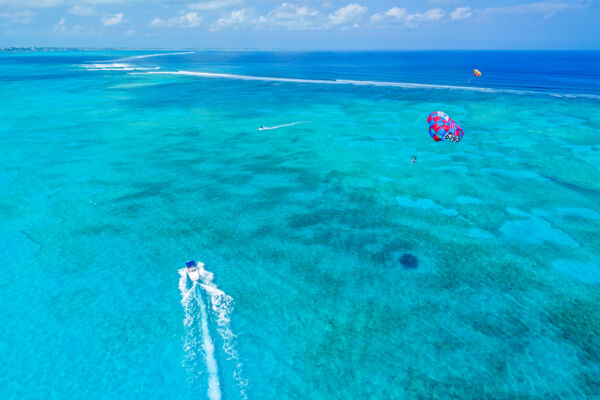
[2,47,600,52]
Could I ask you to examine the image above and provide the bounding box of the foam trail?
[259,121,311,131]
[198,288,221,400]
[178,269,221,400]
[143,70,600,99]
[197,265,248,400]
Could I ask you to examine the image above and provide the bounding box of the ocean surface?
[1,49,599,399]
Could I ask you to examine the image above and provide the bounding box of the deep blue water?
[1,50,599,399]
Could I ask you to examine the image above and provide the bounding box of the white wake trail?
[178,269,221,400]
[197,265,248,400]
[259,121,311,131]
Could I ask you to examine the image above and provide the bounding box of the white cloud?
[208,3,324,31]
[369,1,585,29]
[0,0,104,7]
[177,12,203,28]
[0,0,60,7]
[404,8,444,28]
[450,6,472,20]
[371,7,407,23]
[188,0,242,11]
[261,2,320,30]
[52,17,87,33]
[125,28,135,35]
[102,13,124,26]
[0,10,34,24]
[481,1,587,18]
[428,0,462,5]
[149,17,166,27]
[210,7,254,31]
[371,7,444,28]
[53,16,66,31]
[150,12,203,28]
[69,5,93,16]
[328,3,367,26]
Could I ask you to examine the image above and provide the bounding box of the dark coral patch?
[399,253,419,269]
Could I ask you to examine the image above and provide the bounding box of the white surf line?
[178,269,222,400]
[107,51,196,62]
[142,70,600,99]
[145,70,497,91]
[84,51,195,71]
[127,51,196,60]
[197,265,248,400]
[81,63,160,71]
[259,121,311,131]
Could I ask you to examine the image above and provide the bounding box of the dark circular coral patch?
[399,253,419,269]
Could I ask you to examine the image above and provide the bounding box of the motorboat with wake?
[185,260,203,282]
[258,121,311,131]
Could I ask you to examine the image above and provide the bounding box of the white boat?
[185,260,203,282]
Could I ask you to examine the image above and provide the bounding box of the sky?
[0,0,599,49]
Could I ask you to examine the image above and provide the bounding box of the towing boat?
[185,260,202,282]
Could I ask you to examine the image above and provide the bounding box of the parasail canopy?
[427,111,464,143]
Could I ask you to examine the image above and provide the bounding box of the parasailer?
[427,111,464,143]
[468,68,482,83]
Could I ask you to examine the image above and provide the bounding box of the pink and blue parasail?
[427,111,464,142]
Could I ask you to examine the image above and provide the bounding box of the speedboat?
[185,260,202,282]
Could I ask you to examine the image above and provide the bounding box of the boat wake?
[259,121,311,131]
[178,266,247,400]
[179,269,221,400]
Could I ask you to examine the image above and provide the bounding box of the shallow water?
[1,50,599,399]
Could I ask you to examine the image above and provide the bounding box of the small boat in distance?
[258,121,311,131]
[185,260,202,282]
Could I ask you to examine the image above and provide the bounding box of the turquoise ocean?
[1,50,600,399]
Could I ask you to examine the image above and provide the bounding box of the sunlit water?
[1,50,599,399]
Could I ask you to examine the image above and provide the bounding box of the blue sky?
[0,0,598,49]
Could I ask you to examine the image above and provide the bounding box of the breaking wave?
[121,51,196,60]
[142,70,600,99]
[82,63,159,71]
